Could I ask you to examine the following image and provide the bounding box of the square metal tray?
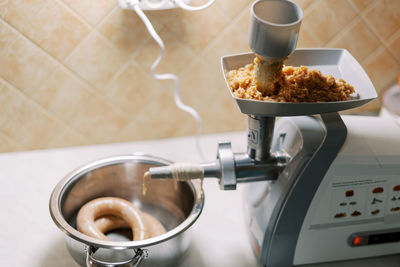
[221,49,377,116]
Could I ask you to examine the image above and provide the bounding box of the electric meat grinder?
[148,0,400,266]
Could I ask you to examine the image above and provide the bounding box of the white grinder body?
[244,115,400,265]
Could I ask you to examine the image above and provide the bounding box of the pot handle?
[85,246,147,267]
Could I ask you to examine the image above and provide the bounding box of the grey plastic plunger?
[249,0,303,60]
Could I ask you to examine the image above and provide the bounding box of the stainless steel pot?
[49,154,204,267]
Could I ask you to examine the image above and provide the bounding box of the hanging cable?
[145,0,169,9]
[128,0,206,161]
[174,0,215,11]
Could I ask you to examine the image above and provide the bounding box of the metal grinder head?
[249,0,303,60]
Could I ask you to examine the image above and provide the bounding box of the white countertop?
[0,132,399,266]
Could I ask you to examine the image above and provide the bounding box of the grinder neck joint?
[247,115,276,162]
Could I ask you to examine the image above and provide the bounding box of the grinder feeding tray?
[222,49,377,117]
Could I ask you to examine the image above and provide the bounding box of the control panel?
[294,116,400,265]
[330,179,400,223]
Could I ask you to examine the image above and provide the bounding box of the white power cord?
[127,0,207,161]
[174,0,215,11]
[145,0,169,9]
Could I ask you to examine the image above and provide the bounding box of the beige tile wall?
[0,0,399,153]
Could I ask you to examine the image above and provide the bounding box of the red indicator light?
[353,236,362,246]
[351,235,369,246]
[373,187,384,194]
[345,190,354,197]
[393,185,400,191]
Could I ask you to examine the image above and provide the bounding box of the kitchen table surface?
[1,132,399,267]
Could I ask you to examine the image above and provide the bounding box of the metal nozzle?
[148,163,205,180]
[147,140,288,191]
[249,0,303,60]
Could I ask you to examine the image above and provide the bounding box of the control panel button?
[351,211,362,216]
[371,209,380,215]
[334,212,346,218]
[372,187,384,194]
[345,190,354,197]
[393,185,400,191]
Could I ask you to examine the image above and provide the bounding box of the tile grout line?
[32,0,93,62]
[0,76,92,148]
[320,1,397,101]
[54,0,99,62]
[350,1,386,65]
[148,2,250,80]
[167,8,254,113]
[213,0,241,23]
[327,0,362,47]
[58,0,108,66]
[58,70,133,122]
[1,2,97,102]
[320,1,359,47]
[131,26,198,80]
[54,29,138,119]
[0,8,73,94]
[360,45,397,93]
[305,0,322,14]
[98,8,159,90]
[104,61,134,92]
[60,3,154,107]
[88,1,244,110]
[32,0,51,19]
[59,1,141,61]
[0,129,28,151]
[290,0,322,48]
[324,14,360,48]
[56,0,98,29]
[355,0,400,66]
[384,28,400,65]
[178,2,253,79]
[0,28,61,70]
[0,73,90,141]
[0,25,20,54]
[386,28,400,46]
[91,4,153,60]
[302,0,322,16]
[113,7,227,105]
[93,5,119,31]
[345,0,361,13]
[300,0,325,46]
[0,26,125,130]
[200,4,251,53]
[361,45,385,67]
[173,2,256,105]
[58,4,136,97]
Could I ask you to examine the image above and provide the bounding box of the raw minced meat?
[226,58,354,102]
